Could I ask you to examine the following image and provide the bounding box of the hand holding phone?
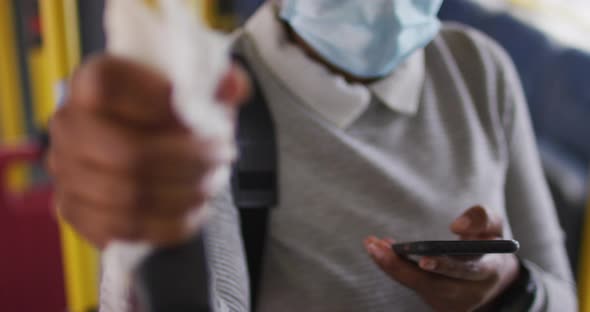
[364,206,522,312]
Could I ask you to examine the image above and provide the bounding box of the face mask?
[280,0,443,79]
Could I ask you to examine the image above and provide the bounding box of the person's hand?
[364,206,520,312]
[48,55,250,249]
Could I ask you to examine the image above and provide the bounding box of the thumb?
[216,63,251,109]
[68,55,177,128]
[450,206,504,239]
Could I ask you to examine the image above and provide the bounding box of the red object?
[0,144,66,312]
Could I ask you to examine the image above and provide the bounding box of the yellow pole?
[39,0,67,118]
[28,46,51,128]
[0,0,24,144]
[59,218,100,312]
[0,0,26,189]
[62,0,81,73]
[39,1,99,311]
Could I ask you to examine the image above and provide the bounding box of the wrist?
[489,258,537,311]
[501,254,522,293]
[475,255,520,312]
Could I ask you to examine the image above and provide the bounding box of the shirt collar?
[369,49,425,116]
[244,3,425,128]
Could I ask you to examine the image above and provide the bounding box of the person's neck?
[282,22,381,85]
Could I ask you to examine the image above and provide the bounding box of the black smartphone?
[392,240,519,256]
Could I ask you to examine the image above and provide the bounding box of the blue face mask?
[280,0,443,79]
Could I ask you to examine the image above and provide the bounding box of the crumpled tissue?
[99,1,234,311]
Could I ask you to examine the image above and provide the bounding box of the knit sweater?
[203,4,577,312]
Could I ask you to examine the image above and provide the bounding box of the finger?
[68,55,176,127]
[364,237,446,293]
[56,189,141,249]
[139,207,206,246]
[50,109,218,180]
[216,63,251,108]
[383,237,396,245]
[50,133,210,217]
[54,155,207,219]
[56,178,205,248]
[418,256,495,281]
[450,206,503,238]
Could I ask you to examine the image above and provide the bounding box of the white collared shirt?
[243,4,425,128]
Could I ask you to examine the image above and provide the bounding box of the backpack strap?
[133,54,277,311]
[135,234,212,312]
[231,53,278,309]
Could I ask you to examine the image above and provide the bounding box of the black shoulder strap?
[231,53,278,309]
[136,234,212,312]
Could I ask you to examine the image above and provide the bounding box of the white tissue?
[100,242,151,312]
[100,1,234,310]
[105,0,234,147]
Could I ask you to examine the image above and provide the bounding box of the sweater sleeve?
[497,39,578,311]
[205,186,251,312]
[99,186,249,312]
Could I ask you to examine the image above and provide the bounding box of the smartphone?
[392,240,519,256]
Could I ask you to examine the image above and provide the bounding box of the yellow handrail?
[39,1,99,311]
[0,0,25,143]
[39,0,66,120]
[63,0,82,73]
[0,0,26,190]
